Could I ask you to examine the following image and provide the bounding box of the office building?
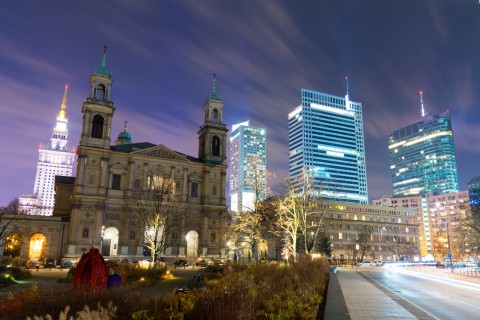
[388,101,459,197]
[230,121,267,212]
[288,88,368,204]
[373,191,470,260]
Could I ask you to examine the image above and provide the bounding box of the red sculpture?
[73,248,108,291]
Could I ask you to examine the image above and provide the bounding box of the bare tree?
[356,228,373,262]
[275,170,327,260]
[127,177,180,265]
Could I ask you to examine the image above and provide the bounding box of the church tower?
[79,46,115,149]
[198,75,228,165]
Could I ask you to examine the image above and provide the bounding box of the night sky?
[1,1,480,207]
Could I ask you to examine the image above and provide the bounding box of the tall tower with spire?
[198,74,228,165]
[79,46,115,149]
[20,85,76,216]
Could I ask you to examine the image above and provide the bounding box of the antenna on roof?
[419,90,425,117]
[345,76,349,97]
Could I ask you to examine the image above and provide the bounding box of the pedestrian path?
[325,268,416,320]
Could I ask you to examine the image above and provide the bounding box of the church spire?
[210,73,221,100]
[94,45,110,76]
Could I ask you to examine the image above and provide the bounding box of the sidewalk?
[324,268,416,320]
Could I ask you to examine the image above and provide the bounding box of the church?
[2,50,228,263]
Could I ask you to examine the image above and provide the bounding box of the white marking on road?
[455,300,480,311]
[395,268,480,293]
[362,272,443,320]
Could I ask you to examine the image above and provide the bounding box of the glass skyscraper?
[230,121,267,212]
[389,111,459,196]
[288,88,368,204]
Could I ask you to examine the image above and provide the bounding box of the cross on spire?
[123,120,128,132]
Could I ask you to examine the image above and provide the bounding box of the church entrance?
[185,230,199,257]
[29,233,46,260]
[101,227,119,256]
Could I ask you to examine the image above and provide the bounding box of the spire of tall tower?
[61,84,68,111]
[345,76,349,98]
[345,76,351,111]
[419,90,425,117]
[51,86,70,150]
[58,84,68,120]
[210,73,221,100]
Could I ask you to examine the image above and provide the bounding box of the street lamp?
[100,225,105,252]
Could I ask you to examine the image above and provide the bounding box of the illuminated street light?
[100,225,105,252]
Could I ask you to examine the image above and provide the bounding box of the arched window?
[91,115,104,138]
[130,231,136,240]
[213,109,219,122]
[210,232,216,242]
[134,178,141,188]
[191,182,198,197]
[211,136,220,156]
[95,84,106,100]
[82,228,89,238]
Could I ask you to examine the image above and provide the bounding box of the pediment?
[131,145,189,162]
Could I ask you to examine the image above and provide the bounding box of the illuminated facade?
[324,201,420,262]
[389,110,459,197]
[19,86,76,216]
[229,121,267,212]
[373,191,470,260]
[288,88,368,204]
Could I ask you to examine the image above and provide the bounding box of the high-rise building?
[19,86,76,216]
[288,88,368,204]
[388,105,459,196]
[230,121,267,212]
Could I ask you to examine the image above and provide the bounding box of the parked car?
[44,258,56,268]
[173,259,189,268]
[358,261,373,267]
[26,260,40,269]
[436,261,445,269]
[61,260,74,268]
[195,259,213,267]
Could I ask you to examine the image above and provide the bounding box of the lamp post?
[445,211,454,273]
[100,225,105,253]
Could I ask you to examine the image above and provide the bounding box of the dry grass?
[1,257,329,320]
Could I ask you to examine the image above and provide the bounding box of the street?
[361,266,480,320]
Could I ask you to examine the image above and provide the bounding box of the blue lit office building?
[230,121,267,212]
[288,89,368,204]
[389,111,459,196]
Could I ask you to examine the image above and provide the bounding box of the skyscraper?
[19,86,76,215]
[230,121,267,212]
[288,88,368,204]
[388,95,459,196]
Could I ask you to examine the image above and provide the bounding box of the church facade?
[2,51,228,263]
[66,51,228,260]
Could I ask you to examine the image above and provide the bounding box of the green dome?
[116,130,131,144]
